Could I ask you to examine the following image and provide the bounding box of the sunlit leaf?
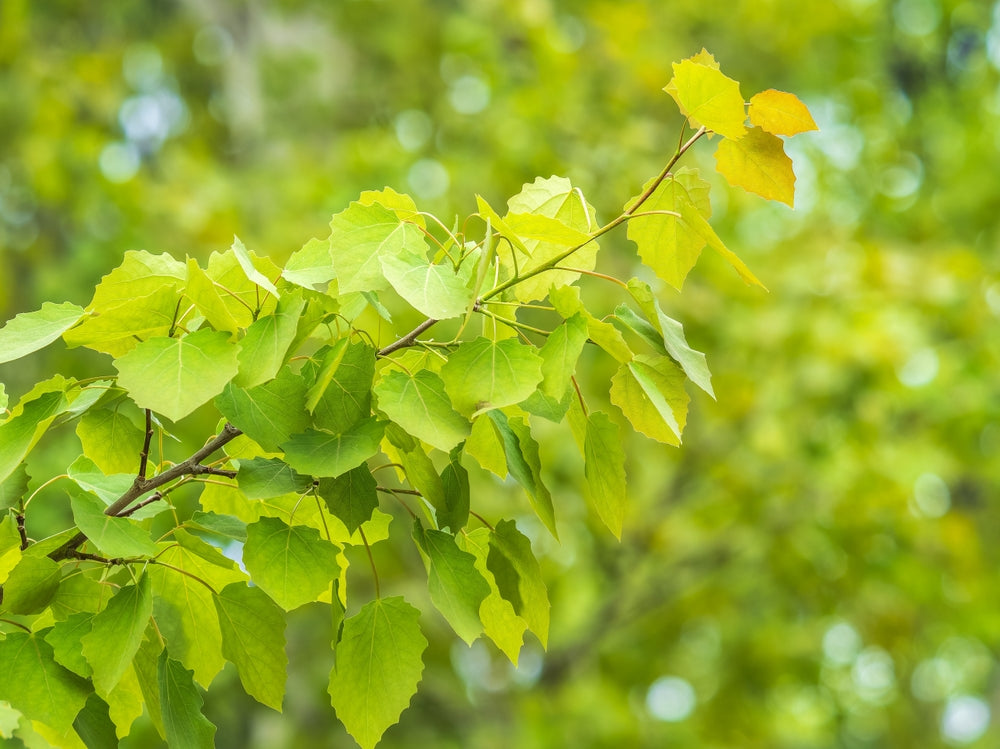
[157,652,216,749]
[75,405,145,476]
[381,250,473,320]
[487,520,550,648]
[715,126,796,206]
[328,597,427,749]
[234,290,305,388]
[69,492,159,558]
[282,237,336,290]
[81,575,152,696]
[440,337,543,416]
[0,302,85,365]
[329,201,426,294]
[583,412,627,539]
[415,526,491,644]
[231,236,280,297]
[374,369,469,452]
[610,355,689,445]
[664,57,747,139]
[676,199,766,289]
[281,419,384,478]
[748,89,818,136]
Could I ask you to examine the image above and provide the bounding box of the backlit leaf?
[0,302,85,365]
[610,355,690,445]
[157,652,216,749]
[63,285,183,357]
[715,126,796,206]
[0,390,67,484]
[381,250,473,320]
[2,553,61,614]
[216,366,310,451]
[243,516,341,611]
[281,419,384,478]
[329,201,426,294]
[487,411,557,538]
[282,237,336,290]
[328,597,427,749]
[748,89,818,136]
[416,527,491,644]
[374,369,469,452]
[676,199,766,289]
[440,337,543,416]
[234,290,305,388]
[75,405,145,475]
[583,412,627,539]
[69,492,159,558]
[231,236,280,297]
[114,329,240,423]
[81,575,152,696]
[664,57,747,139]
[487,520,550,648]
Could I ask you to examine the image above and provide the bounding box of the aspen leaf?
[374,369,469,452]
[714,126,796,207]
[0,632,90,734]
[440,337,543,416]
[749,89,818,136]
[0,302,85,365]
[665,57,747,139]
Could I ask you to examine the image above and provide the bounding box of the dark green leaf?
[158,651,217,749]
[317,466,378,534]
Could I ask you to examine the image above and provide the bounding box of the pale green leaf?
[358,187,424,226]
[157,652,217,749]
[610,355,689,445]
[75,405,145,475]
[81,575,152,696]
[381,251,473,320]
[63,285,184,357]
[676,199,766,289]
[549,285,632,363]
[2,554,62,614]
[243,516,341,611]
[214,582,287,711]
[0,513,23,584]
[44,613,95,678]
[234,290,305,388]
[200,248,278,328]
[215,366,310,452]
[231,236,280,297]
[0,464,30,512]
[317,466,378,534]
[329,201,426,294]
[328,597,427,749]
[463,414,507,477]
[664,57,747,139]
[114,329,240,423]
[457,528,528,663]
[715,125,796,206]
[493,413,557,538]
[69,492,159,558]
[282,237,336,290]
[87,250,187,310]
[440,337,543,416]
[236,457,311,500]
[281,419,384,478]
[185,257,241,333]
[0,389,69,485]
[487,520,550,648]
[536,313,588,400]
[374,369,469,452]
[0,631,90,734]
[0,302,85,365]
[583,412,628,539]
[417,527,491,644]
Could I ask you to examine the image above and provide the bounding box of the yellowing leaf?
[749,89,818,136]
[714,126,796,207]
[664,58,747,140]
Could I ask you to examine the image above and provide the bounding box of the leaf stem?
[358,526,380,599]
[376,317,439,356]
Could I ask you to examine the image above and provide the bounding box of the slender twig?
[118,492,164,518]
[377,317,439,357]
[469,510,494,531]
[49,423,243,561]
[15,514,28,550]
[571,375,588,417]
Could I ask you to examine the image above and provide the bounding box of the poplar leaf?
[282,237,336,289]
[0,390,67,485]
[75,406,145,475]
[0,631,90,734]
[374,369,469,452]
[81,575,152,696]
[583,412,627,539]
[281,419,385,478]
[0,464,30,512]
[69,492,159,558]
[63,285,183,357]
[236,457,311,500]
[214,582,288,711]
[317,466,379,534]
[114,329,240,423]
[610,355,690,445]
[185,257,241,333]
[0,513,23,583]
[0,302,85,364]
[664,58,747,139]
[306,340,375,434]
[86,250,187,309]
[234,291,305,388]
[231,236,280,297]
[417,527,491,644]
[440,337,543,416]
[216,366,310,452]
[329,201,426,294]
[157,652,217,749]
[715,126,796,206]
[487,520,550,647]
[488,412,557,538]
[2,554,61,614]
[748,89,818,135]
[328,597,427,749]
[464,415,507,477]
[243,516,341,611]
[358,187,424,226]
[549,285,633,363]
[676,199,767,289]
[381,250,473,320]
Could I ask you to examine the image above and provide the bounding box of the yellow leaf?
[664,58,747,140]
[748,89,818,136]
[714,126,796,207]
[688,48,720,69]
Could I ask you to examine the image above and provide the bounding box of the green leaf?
[381,250,473,320]
[374,369,469,452]
[199,248,278,329]
[715,125,796,206]
[610,355,690,445]
[0,390,67,485]
[384,427,447,521]
[44,612,96,678]
[549,285,632,363]
[234,290,305,388]
[438,454,470,532]
[3,554,61,614]
[463,415,507,477]
[329,201,426,294]
[487,411,557,538]
[0,302,85,365]
[237,457,312,500]
[0,631,90,734]
[358,186,424,226]
[213,582,287,711]
[583,412,628,539]
[73,694,118,749]
[676,198,766,289]
[85,250,187,310]
[0,464,30,512]
[416,527,491,644]
[81,575,152,696]
[231,236,280,297]
[306,340,375,434]
[75,405,145,475]
[281,418,384,479]
[317,466,378,534]
[69,492,159,558]
[328,597,427,749]
[0,513,23,585]
[243,516,341,611]
[282,237,336,290]
[114,329,240,423]
[63,285,184,357]
[216,366,310,452]
[185,257,241,333]
[664,56,747,139]
[487,520,550,648]
[626,169,710,291]
[624,279,714,398]
[158,651,217,749]
[440,337,544,416]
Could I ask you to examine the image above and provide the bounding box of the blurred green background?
[3,0,1000,747]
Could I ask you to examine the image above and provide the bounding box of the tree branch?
[377,317,438,356]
